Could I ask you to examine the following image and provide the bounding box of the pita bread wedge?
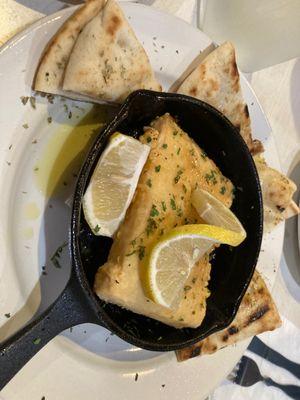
[63,0,161,103]
[254,155,300,232]
[34,0,106,95]
[176,271,281,361]
[176,42,263,155]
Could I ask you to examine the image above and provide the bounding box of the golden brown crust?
[176,271,281,361]
[106,14,121,36]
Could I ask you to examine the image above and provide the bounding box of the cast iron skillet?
[0,90,263,389]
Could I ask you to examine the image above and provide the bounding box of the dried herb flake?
[150,204,159,217]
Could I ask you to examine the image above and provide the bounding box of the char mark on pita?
[176,271,281,361]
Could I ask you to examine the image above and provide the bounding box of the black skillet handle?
[0,275,98,390]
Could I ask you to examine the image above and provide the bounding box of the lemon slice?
[142,224,242,309]
[191,187,246,243]
[83,133,150,237]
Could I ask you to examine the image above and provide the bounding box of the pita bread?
[176,271,281,361]
[63,0,161,103]
[176,42,263,155]
[34,0,106,94]
[254,155,299,232]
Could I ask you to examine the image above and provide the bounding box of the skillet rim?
[70,89,263,351]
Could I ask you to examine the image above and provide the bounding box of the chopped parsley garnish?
[146,136,152,143]
[146,218,157,236]
[135,373,139,381]
[138,246,145,260]
[47,116,52,124]
[33,338,41,345]
[146,179,152,188]
[176,207,183,217]
[170,196,176,210]
[184,285,192,292]
[177,148,181,155]
[161,201,167,212]
[174,169,183,184]
[201,151,207,160]
[205,170,218,185]
[189,148,195,156]
[22,123,29,129]
[125,250,136,257]
[173,130,178,136]
[192,277,197,284]
[4,313,10,318]
[182,184,187,193]
[150,204,159,217]
[126,245,145,260]
[155,165,161,172]
[94,225,100,233]
[162,143,168,149]
[220,186,226,195]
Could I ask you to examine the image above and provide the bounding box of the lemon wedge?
[142,224,243,309]
[191,187,246,243]
[83,133,150,237]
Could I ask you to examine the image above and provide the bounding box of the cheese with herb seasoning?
[94,114,233,328]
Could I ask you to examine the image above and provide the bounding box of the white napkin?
[211,316,300,400]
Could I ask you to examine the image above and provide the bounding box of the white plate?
[0,3,284,400]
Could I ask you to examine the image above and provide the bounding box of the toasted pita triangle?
[62,0,161,103]
[177,42,263,155]
[34,0,106,94]
[254,155,299,232]
[176,271,281,361]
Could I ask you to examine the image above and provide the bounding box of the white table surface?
[0,0,299,398]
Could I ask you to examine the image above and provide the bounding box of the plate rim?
[0,3,284,400]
